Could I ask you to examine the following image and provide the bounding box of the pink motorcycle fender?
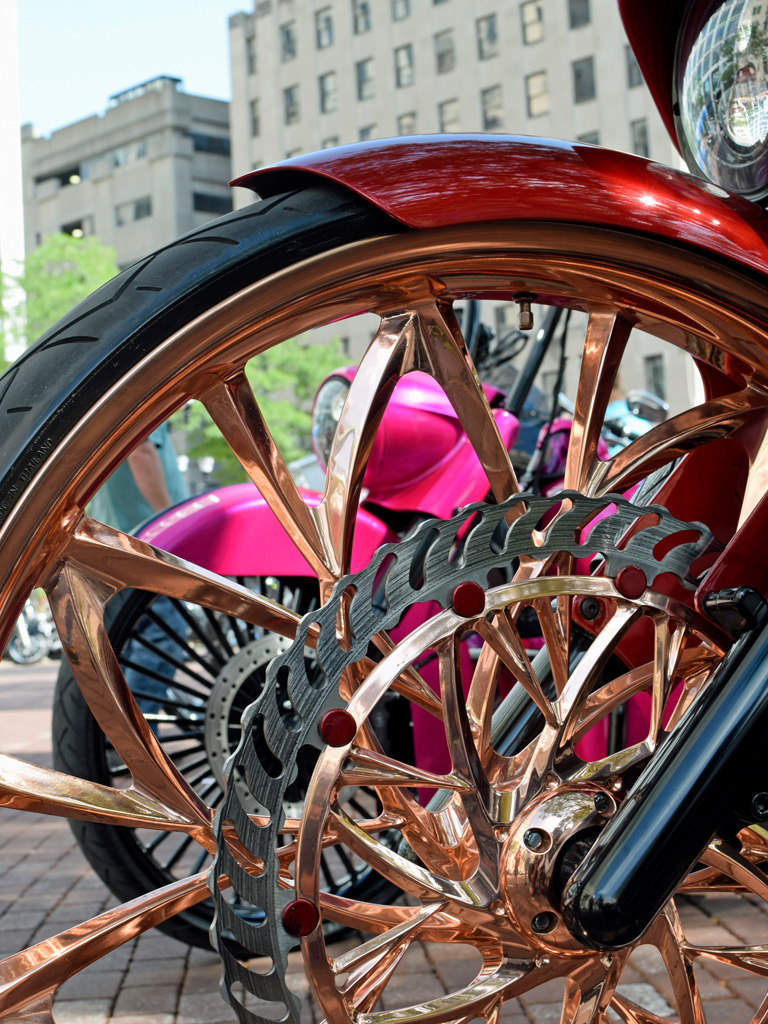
[137,483,398,576]
[232,135,768,276]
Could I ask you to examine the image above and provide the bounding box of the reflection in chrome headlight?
[311,376,350,470]
[679,0,768,197]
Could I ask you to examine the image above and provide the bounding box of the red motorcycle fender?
[137,482,398,577]
[232,135,768,276]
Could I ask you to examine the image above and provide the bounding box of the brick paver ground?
[3,660,768,1022]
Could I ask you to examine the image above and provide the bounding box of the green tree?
[177,335,346,484]
[14,233,119,346]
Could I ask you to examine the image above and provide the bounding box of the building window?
[521,1,544,44]
[286,147,303,158]
[644,354,666,400]
[322,135,339,148]
[353,0,372,33]
[577,130,600,144]
[525,71,550,116]
[626,45,643,87]
[395,44,415,87]
[283,85,300,124]
[398,111,417,134]
[476,14,498,60]
[190,132,230,155]
[573,56,596,103]
[359,124,377,140]
[319,71,338,112]
[280,21,297,61]
[315,7,334,48]
[435,29,456,74]
[392,0,410,18]
[631,117,649,157]
[246,34,257,75]
[115,197,152,226]
[569,0,590,28]
[250,99,260,136]
[439,97,460,132]
[481,85,503,130]
[62,220,84,238]
[193,192,234,215]
[356,58,375,100]
[434,0,450,4]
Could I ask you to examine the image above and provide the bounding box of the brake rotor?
[211,491,721,1024]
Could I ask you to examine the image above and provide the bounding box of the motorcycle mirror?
[625,389,668,423]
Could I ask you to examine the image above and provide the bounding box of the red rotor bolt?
[451,581,486,618]
[282,898,319,937]
[319,708,357,747]
[615,565,647,600]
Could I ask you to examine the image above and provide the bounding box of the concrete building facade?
[21,77,232,269]
[226,0,696,411]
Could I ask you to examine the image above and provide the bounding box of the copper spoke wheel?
[0,184,767,1023]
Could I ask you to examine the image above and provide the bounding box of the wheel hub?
[501,784,616,953]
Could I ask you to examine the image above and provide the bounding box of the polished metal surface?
[212,493,720,1024]
[2,222,768,1020]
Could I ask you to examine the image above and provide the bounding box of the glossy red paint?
[618,0,688,146]
[232,136,768,276]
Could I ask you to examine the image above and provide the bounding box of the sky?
[18,0,242,138]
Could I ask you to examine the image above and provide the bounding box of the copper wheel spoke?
[332,905,443,1011]
[644,909,703,1024]
[59,516,304,640]
[700,839,768,902]
[535,596,571,697]
[597,386,768,496]
[0,753,208,830]
[202,372,331,581]
[564,309,632,494]
[341,746,471,792]
[46,560,213,846]
[354,957,546,1024]
[556,604,640,751]
[0,872,208,1022]
[318,309,424,586]
[330,804,496,906]
[437,638,500,885]
[648,617,686,746]
[473,612,556,728]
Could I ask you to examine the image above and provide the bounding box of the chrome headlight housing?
[676,0,768,198]
[311,376,350,470]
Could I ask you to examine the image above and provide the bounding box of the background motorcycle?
[5,594,60,665]
[2,0,768,1020]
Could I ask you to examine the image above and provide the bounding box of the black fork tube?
[563,616,768,950]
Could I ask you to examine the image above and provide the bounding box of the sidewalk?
[2,661,768,1022]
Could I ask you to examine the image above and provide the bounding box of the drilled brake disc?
[210,491,716,1024]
